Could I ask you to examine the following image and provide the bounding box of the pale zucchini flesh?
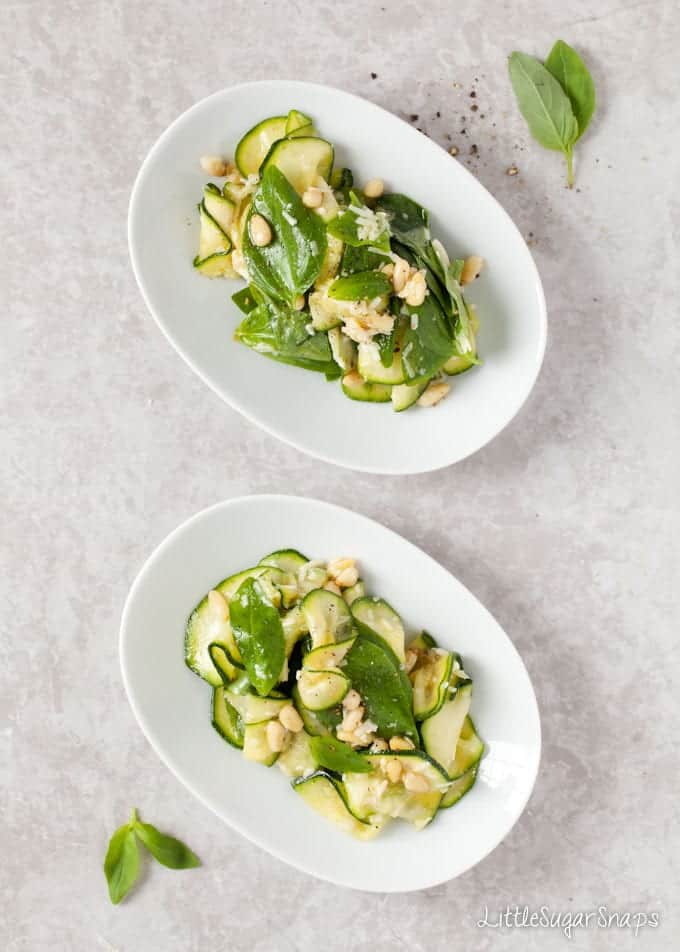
[235,115,288,176]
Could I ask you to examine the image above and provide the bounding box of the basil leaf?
[230,577,286,696]
[327,201,391,251]
[134,821,201,869]
[328,270,392,301]
[231,286,258,315]
[544,39,595,140]
[104,823,139,905]
[508,51,579,185]
[340,243,389,276]
[235,300,339,376]
[343,637,417,740]
[310,735,373,773]
[242,165,327,306]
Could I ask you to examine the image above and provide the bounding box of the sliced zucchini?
[258,564,298,608]
[259,549,308,575]
[301,589,353,648]
[276,729,316,778]
[285,109,315,136]
[391,380,428,412]
[211,686,244,749]
[343,579,366,606]
[193,251,233,277]
[308,288,343,330]
[357,342,405,385]
[440,766,478,808]
[351,596,406,663]
[409,632,436,652]
[448,715,484,779]
[303,637,356,672]
[341,371,391,403]
[282,604,309,654]
[443,352,476,375]
[225,690,289,725]
[298,561,329,597]
[315,234,344,286]
[411,650,454,720]
[420,683,472,776]
[292,770,382,839]
[292,685,332,736]
[235,115,288,176]
[197,201,231,258]
[203,183,236,233]
[208,643,239,683]
[344,751,447,830]
[328,327,357,371]
[260,136,334,195]
[185,584,243,685]
[297,669,349,711]
[243,720,278,766]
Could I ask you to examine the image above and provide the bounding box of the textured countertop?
[3,1,679,949]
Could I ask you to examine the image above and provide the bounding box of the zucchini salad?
[185,549,484,838]
[193,110,484,411]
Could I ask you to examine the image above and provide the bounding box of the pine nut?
[231,249,245,273]
[342,706,364,732]
[392,257,410,293]
[363,178,385,198]
[302,186,323,208]
[403,771,430,793]
[336,729,357,744]
[386,759,403,783]
[249,214,273,247]
[381,262,395,278]
[460,255,484,285]
[323,581,342,596]
[200,155,228,176]
[208,589,229,619]
[417,381,450,408]
[371,737,389,752]
[293,294,305,310]
[343,689,362,711]
[389,735,415,752]
[404,649,418,674]
[279,704,304,733]
[266,719,287,752]
[405,271,427,307]
[335,566,359,588]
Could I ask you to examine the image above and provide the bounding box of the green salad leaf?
[230,577,286,696]
[544,39,595,140]
[235,297,340,377]
[508,49,584,186]
[103,809,200,905]
[309,735,373,773]
[104,824,140,905]
[340,242,388,276]
[343,637,417,741]
[134,821,201,869]
[327,195,391,251]
[242,164,327,305]
[328,270,392,301]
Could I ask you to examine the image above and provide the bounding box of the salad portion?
[194,110,484,411]
[185,549,484,839]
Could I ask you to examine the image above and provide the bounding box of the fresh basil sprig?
[104,808,200,905]
[508,41,595,187]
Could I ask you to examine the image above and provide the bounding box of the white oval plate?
[129,81,546,474]
[120,495,541,892]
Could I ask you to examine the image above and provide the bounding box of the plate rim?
[119,493,542,892]
[128,79,548,475]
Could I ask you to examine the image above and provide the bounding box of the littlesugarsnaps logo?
[476,905,661,940]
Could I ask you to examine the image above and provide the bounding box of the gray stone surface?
[2,1,678,949]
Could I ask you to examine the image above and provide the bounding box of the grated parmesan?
[282,210,298,226]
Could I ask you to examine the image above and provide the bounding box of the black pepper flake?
[470,144,478,154]
[470,90,476,98]
[371,72,377,79]
[471,104,478,112]
[410,113,419,121]
[461,128,467,135]
[480,113,485,119]
[436,110,441,117]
